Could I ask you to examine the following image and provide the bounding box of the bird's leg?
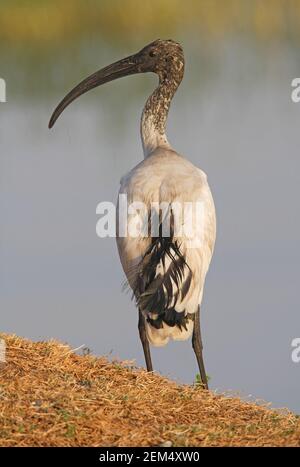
[192,307,208,389]
[138,310,153,372]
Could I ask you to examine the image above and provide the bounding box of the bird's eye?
[149,51,156,57]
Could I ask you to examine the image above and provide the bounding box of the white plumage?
[117,148,216,346]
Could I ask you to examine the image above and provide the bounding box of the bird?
[49,39,216,389]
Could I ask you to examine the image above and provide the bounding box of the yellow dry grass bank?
[0,333,299,447]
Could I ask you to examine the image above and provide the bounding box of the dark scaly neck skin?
[141,52,185,157]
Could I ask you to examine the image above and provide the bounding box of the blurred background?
[1,0,300,412]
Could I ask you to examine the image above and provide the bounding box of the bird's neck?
[140,79,179,158]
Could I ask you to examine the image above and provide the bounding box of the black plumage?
[133,210,193,330]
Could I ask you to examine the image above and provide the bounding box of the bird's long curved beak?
[48,54,140,129]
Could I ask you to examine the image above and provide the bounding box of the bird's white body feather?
[117,147,216,346]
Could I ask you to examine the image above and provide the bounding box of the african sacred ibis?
[49,40,216,389]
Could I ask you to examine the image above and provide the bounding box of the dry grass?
[0,333,299,447]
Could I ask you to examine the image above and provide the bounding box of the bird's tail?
[132,209,195,346]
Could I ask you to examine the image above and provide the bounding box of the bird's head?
[135,39,184,80]
[48,39,184,129]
